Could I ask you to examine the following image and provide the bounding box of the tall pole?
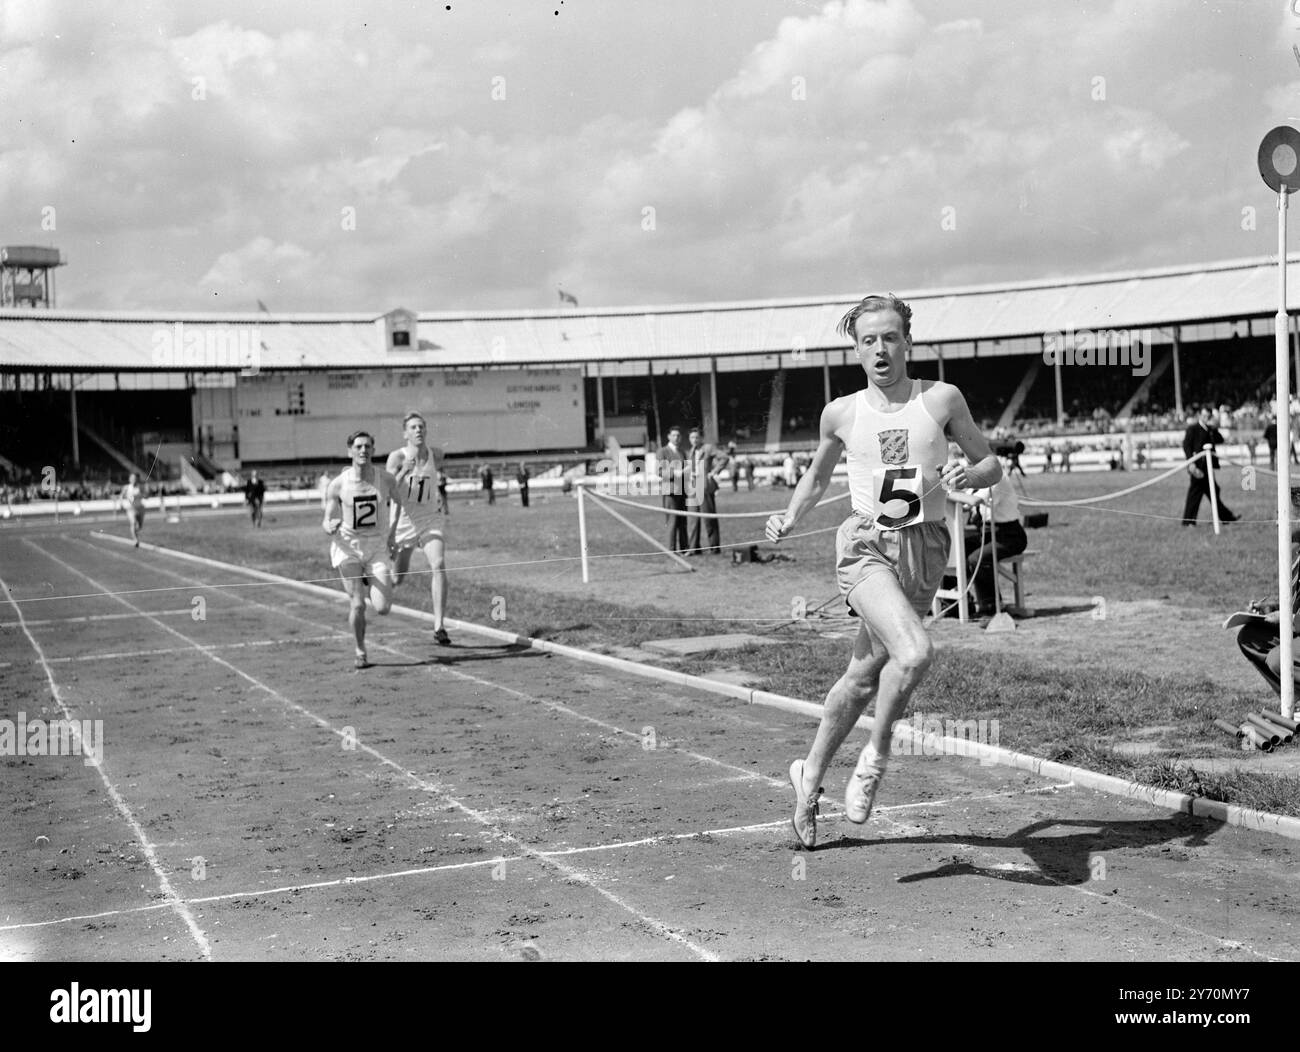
[578,482,590,583]
[70,376,80,469]
[1053,354,1064,428]
[1277,185,1294,720]
[1172,326,1183,420]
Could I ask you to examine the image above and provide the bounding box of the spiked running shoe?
[788,759,823,850]
[845,751,884,824]
[434,628,451,646]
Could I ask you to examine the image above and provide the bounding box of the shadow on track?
[825,814,1216,886]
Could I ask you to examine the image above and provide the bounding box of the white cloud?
[0,0,1292,311]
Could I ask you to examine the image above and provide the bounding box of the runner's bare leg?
[423,536,447,631]
[800,574,932,793]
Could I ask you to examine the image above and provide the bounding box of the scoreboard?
[234,367,585,460]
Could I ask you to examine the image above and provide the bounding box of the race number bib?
[406,474,433,505]
[871,466,927,529]
[351,494,379,531]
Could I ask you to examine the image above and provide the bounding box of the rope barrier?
[1016,453,1205,507]
[585,484,852,520]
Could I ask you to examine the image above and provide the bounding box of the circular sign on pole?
[1259,126,1300,193]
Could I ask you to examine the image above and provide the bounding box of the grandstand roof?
[2,254,1299,372]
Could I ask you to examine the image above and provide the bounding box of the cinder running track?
[1,520,1297,961]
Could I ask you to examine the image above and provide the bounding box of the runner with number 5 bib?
[765,294,1002,850]
[324,430,407,670]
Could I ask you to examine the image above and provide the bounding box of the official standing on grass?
[658,426,688,553]
[244,470,266,527]
[1182,405,1238,527]
[685,426,729,554]
[516,462,530,507]
[765,293,1001,850]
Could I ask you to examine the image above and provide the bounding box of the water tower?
[1,246,65,308]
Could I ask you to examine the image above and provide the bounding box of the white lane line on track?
[0,783,1128,935]
[0,608,197,628]
[0,564,213,961]
[72,536,1289,963]
[4,634,350,667]
[34,538,719,963]
[78,534,792,791]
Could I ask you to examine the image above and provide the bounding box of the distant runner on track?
[323,430,407,670]
[386,411,452,647]
[120,473,146,547]
[766,293,1001,849]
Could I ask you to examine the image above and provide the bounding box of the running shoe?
[434,628,451,646]
[354,651,371,670]
[845,749,884,824]
[788,759,822,850]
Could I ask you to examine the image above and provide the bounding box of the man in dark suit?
[685,426,731,554]
[1182,405,1238,526]
[658,426,688,553]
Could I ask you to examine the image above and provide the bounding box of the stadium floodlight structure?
[1258,126,1300,719]
[0,245,64,308]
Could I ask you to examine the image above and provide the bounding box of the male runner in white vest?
[324,430,408,669]
[765,294,1001,849]
[386,411,451,646]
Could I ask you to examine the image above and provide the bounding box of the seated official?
[948,465,1027,617]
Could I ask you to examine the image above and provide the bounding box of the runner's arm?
[766,403,844,542]
[323,479,342,534]
[937,385,1001,490]
[382,470,406,547]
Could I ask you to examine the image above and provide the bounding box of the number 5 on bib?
[872,466,924,529]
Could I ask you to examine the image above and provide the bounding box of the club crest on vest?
[877,428,910,465]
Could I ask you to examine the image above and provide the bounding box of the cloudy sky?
[0,0,1295,313]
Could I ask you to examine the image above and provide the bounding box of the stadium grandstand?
[3,253,1300,501]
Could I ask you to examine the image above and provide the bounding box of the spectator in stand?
[1265,414,1278,472]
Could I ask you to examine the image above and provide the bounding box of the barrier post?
[578,482,590,583]
[1203,445,1220,536]
[984,501,1015,633]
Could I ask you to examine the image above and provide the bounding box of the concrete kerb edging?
[91,531,1300,843]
